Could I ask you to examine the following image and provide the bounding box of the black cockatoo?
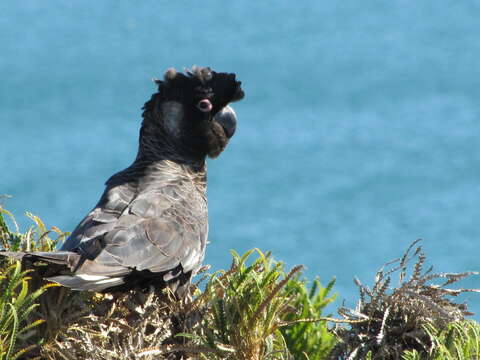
[1,66,244,296]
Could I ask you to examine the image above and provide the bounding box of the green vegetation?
[402,321,480,360]
[331,239,479,359]
[0,262,54,360]
[280,275,337,360]
[0,207,478,359]
[177,249,337,360]
[0,208,63,360]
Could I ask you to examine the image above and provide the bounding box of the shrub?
[2,207,479,360]
[177,249,337,360]
[0,207,63,359]
[280,276,337,360]
[402,320,480,360]
[0,262,54,360]
[331,240,480,360]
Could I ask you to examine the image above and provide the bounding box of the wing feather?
[61,175,207,289]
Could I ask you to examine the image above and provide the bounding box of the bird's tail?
[0,250,81,269]
[0,250,125,291]
[46,274,125,292]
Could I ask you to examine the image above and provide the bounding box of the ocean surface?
[1,1,479,318]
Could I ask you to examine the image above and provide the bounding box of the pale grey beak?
[214,105,237,138]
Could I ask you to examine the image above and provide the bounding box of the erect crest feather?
[143,66,244,117]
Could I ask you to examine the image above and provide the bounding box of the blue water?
[1,1,479,319]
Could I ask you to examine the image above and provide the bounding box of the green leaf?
[6,303,19,360]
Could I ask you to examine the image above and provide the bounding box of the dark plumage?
[1,66,244,295]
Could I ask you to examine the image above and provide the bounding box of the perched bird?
[1,66,244,296]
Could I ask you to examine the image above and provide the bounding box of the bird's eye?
[197,99,213,113]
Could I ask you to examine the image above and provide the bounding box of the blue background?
[1,1,479,318]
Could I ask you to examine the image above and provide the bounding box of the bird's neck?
[106,113,207,189]
[107,156,207,193]
[144,159,207,192]
[135,114,206,165]
[106,130,206,189]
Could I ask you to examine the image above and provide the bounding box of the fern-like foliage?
[0,207,70,359]
[0,261,53,360]
[3,206,479,360]
[174,249,337,360]
[280,277,337,360]
[401,320,480,360]
[1,207,195,360]
[331,239,480,360]
[182,249,301,360]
